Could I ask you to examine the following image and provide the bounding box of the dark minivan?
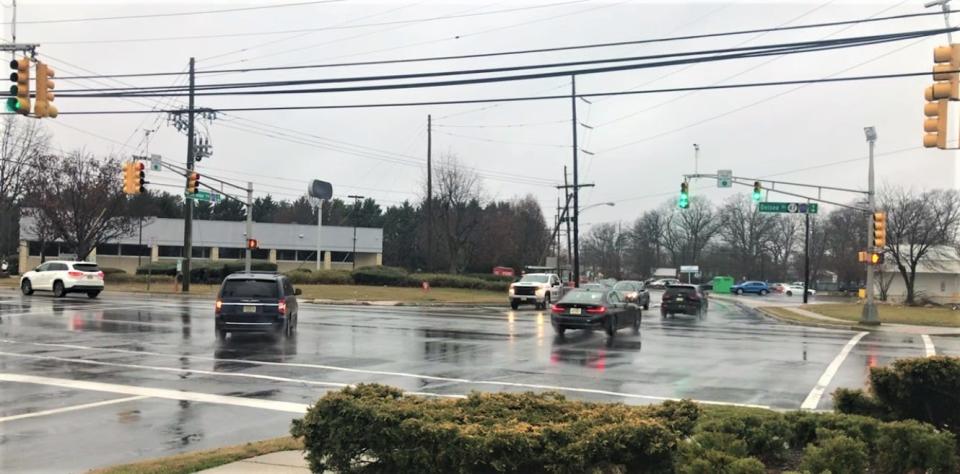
[660,284,708,319]
[215,272,300,340]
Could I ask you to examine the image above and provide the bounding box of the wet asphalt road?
[1,289,958,473]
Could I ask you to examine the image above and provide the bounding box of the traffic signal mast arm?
[158,160,249,203]
[681,173,871,212]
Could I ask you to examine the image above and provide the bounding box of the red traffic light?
[246,239,258,250]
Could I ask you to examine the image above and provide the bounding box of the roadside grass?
[88,436,302,474]
[760,306,857,328]
[1,277,505,304]
[807,303,960,328]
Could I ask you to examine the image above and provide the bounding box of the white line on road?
[0,395,148,423]
[922,334,936,357]
[0,343,767,408]
[800,331,868,410]
[0,373,311,413]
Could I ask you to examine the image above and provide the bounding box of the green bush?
[464,272,516,283]
[284,269,353,285]
[105,273,175,284]
[135,261,277,283]
[291,384,692,474]
[99,267,126,275]
[695,406,791,462]
[412,273,510,292]
[785,411,881,455]
[868,356,960,436]
[136,262,178,275]
[832,387,891,421]
[799,433,868,474]
[350,265,415,286]
[876,420,958,474]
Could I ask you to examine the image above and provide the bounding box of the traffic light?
[678,181,689,209]
[246,239,259,250]
[186,172,200,194]
[121,161,136,195]
[752,181,762,203]
[134,161,145,194]
[869,252,884,265]
[873,211,886,248]
[34,62,56,118]
[858,251,868,263]
[7,57,30,114]
[923,44,960,149]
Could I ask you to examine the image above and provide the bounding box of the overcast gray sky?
[4,0,957,226]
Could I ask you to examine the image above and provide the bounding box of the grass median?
[807,303,960,327]
[88,436,302,474]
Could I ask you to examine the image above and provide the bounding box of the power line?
[434,130,568,148]
[4,0,347,25]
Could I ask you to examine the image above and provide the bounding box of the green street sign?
[185,191,221,203]
[758,202,818,214]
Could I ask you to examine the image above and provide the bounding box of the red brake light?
[215,299,222,315]
[550,304,563,314]
[97,271,105,279]
[586,306,606,314]
[278,299,287,316]
[67,271,83,278]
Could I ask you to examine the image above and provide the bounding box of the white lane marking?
[922,334,936,357]
[0,395,148,423]
[801,331,868,410]
[0,343,766,408]
[0,373,310,413]
[0,351,461,399]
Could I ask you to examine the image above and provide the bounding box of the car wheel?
[660,308,668,318]
[760,289,769,296]
[697,305,705,319]
[736,288,744,295]
[643,302,649,310]
[605,316,617,337]
[786,291,793,296]
[216,328,227,340]
[52,281,66,298]
[21,279,33,296]
[87,290,100,299]
[632,315,641,334]
[553,324,566,336]
[510,299,519,310]
[543,294,551,310]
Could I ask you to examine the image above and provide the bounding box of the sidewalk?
[711,293,960,336]
[197,451,311,473]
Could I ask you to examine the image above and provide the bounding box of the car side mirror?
[294,288,302,296]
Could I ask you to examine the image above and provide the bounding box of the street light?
[580,202,615,212]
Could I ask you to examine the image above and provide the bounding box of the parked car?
[581,283,608,291]
[770,282,787,293]
[731,281,770,295]
[660,284,708,318]
[215,272,300,340]
[784,284,816,297]
[550,288,640,336]
[612,280,650,310]
[648,278,680,289]
[509,273,564,310]
[19,260,104,298]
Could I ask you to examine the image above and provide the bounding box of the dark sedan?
[550,289,640,337]
[612,280,650,310]
[660,284,708,319]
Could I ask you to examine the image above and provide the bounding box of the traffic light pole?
[860,133,880,325]
[181,57,195,292]
[246,182,253,273]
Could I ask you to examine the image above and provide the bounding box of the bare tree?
[766,216,799,282]
[434,154,484,273]
[717,195,778,279]
[627,209,667,278]
[27,152,135,260]
[0,116,50,255]
[881,187,960,305]
[582,223,623,278]
[661,197,720,268]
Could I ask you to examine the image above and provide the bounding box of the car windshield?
[220,279,278,298]
[612,282,636,290]
[519,274,549,283]
[72,263,100,272]
[560,290,605,304]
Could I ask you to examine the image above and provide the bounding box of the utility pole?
[245,182,253,273]
[426,114,432,271]
[861,127,879,324]
[570,75,581,287]
[564,166,572,273]
[181,57,195,292]
[348,195,364,269]
[316,201,324,271]
[803,207,810,304]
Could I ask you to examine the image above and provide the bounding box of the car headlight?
[508,286,515,295]
[535,286,546,296]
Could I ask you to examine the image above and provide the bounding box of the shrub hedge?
[284,269,353,285]
[135,261,278,283]
[292,381,959,473]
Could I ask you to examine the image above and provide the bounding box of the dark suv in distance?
[215,272,301,340]
[660,284,708,319]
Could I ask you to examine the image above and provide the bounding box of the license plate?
[569,308,582,315]
[243,306,256,313]
[86,275,93,280]
[676,297,683,301]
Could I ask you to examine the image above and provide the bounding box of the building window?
[28,241,61,257]
[159,246,182,257]
[252,248,269,260]
[120,244,150,257]
[331,251,353,263]
[296,250,317,261]
[219,247,242,259]
[276,249,297,261]
[96,244,120,256]
[192,247,209,259]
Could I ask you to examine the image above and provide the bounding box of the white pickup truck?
[509,273,564,310]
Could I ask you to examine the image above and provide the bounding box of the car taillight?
[278,299,287,316]
[97,271,104,279]
[586,306,606,314]
[68,271,83,278]
[550,304,563,314]
[215,299,222,315]
[662,293,670,301]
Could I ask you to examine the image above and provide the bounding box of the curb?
[711,295,863,332]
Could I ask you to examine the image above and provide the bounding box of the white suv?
[20,261,105,298]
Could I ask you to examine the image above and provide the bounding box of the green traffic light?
[678,193,689,209]
[752,190,762,202]
[5,97,19,112]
